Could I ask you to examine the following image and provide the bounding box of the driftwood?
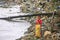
[0,13,58,20]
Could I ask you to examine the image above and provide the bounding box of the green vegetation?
[20,0,60,13]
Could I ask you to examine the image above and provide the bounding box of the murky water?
[0,3,31,40]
